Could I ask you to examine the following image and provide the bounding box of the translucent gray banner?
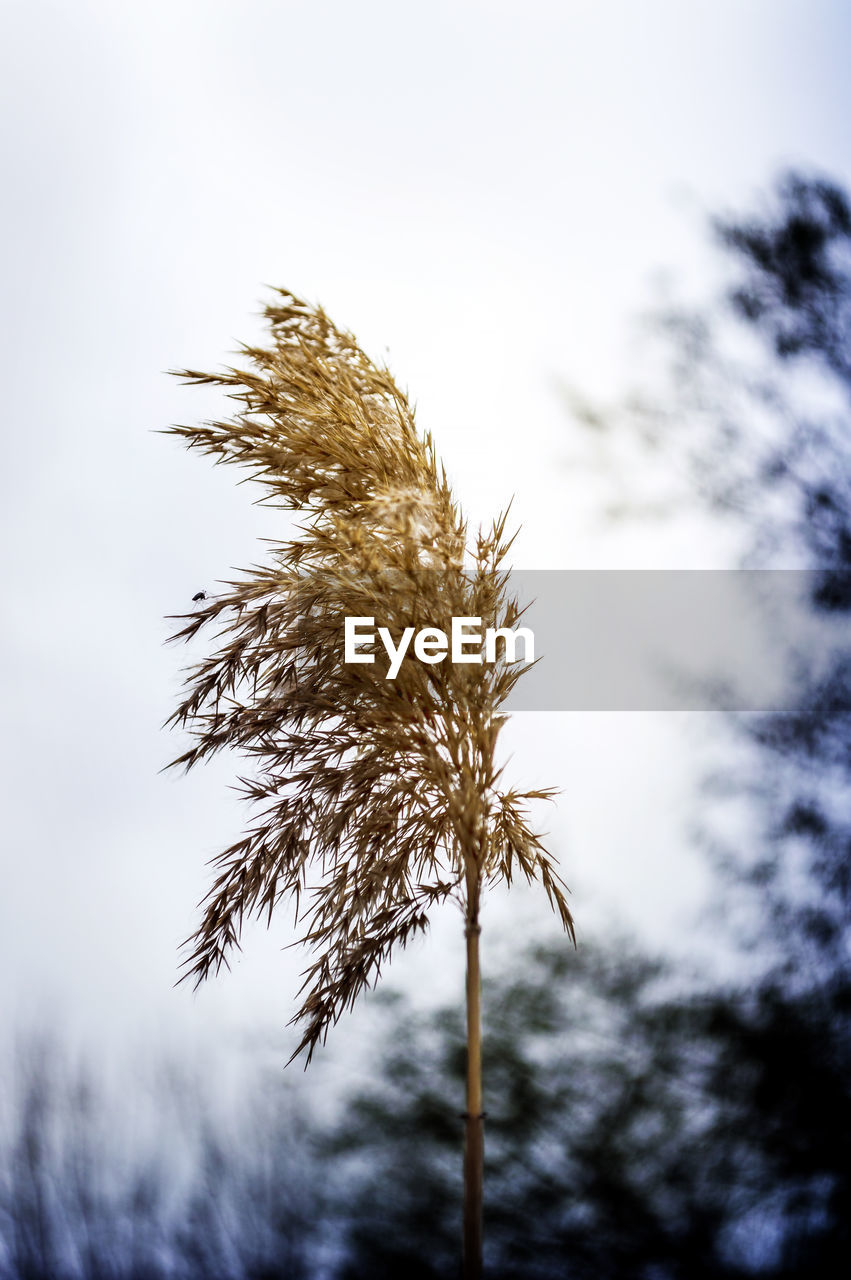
[499,570,850,711]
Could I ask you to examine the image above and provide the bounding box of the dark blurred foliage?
[717,174,851,381]
[674,173,851,998]
[321,940,849,1280]
[2,172,849,1278]
[0,1038,323,1279]
[714,174,851,602]
[325,943,734,1280]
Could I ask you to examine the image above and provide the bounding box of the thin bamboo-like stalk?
[464,885,484,1280]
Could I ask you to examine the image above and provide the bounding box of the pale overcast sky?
[2,0,850,1068]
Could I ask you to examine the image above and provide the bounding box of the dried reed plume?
[164,290,574,1277]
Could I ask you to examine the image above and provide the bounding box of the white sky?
[2,0,850,1071]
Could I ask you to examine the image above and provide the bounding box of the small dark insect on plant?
[164,290,574,1280]
[191,590,207,602]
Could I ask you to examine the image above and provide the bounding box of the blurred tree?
[588,172,851,989]
[702,176,851,1274]
[565,170,851,1273]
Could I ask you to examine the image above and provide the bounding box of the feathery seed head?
[165,289,573,1064]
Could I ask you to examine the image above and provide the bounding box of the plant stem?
[464,878,483,1280]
